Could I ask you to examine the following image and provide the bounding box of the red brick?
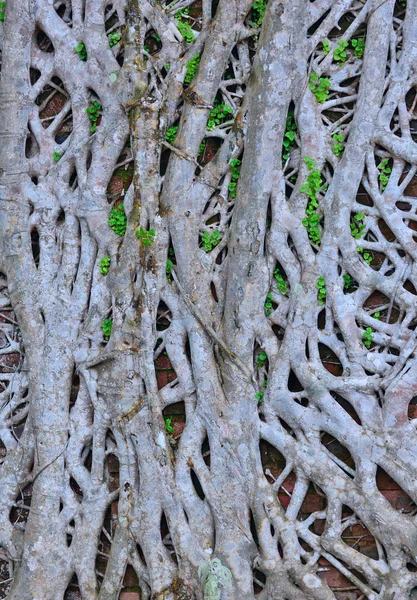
[120,593,140,600]
[318,566,352,588]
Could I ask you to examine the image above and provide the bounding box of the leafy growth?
[351,37,365,58]
[343,274,352,289]
[256,351,268,369]
[362,327,373,349]
[282,112,297,163]
[332,133,344,156]
[175,9,195,43]
[322,39,331,55]
[136,226,156,247]
[309,73,331,104]
[228,158,241,199]
[101,318,112,340]
[99,256,111,275]
[166,126,179,144]
[185,54,200,84]
[300,157,326,245]
[201,230,221,252]
[207,103,233,131]
[264,293,273,317]
[75,42,87,61]
[53,151,62,163]
[109,204,127,236]
[255,391,264,404]
[350,213,365,239]
[166,259,173,282]
[316,276,326,305]
[86,100,101,133]
[108,32,121,48]
[251,0,267,26]
[165,417,174,435]
[0,1,5,22]
[357,247,372,265]
[334,39,348,63]
[378,158,391,191]
[274,269,287,295]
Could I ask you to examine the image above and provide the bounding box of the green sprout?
[343,274,352,289]
[175,9,195,43]
[362,327,373,349]
[357,247,372,265]
[264,293,273,317]
[207,103,233,131]
[334,40,348,63]
[165,417,174,434]
[86,100,101,133]
[251,0,267,26]
[99,256,111,275]
[0,2,6,22]
[274,268,287,295]
[350,213,365,239]
[75,42,87,61]
[300,157,326,245]
[53,151,62,163]
[309,73,331,104]
[256,350,268,369]
[185,54,200,84]
[332,133,345,156]
[255,391,264,404]
[350,37,365,58]
[201,230,221,252]
[135,227,156,247]
[282,112,297,163]
[101,318,113,340]
[316,276,326,305]
[108,32,121,48]
[378,158,391,191]
[228,158,241,199]
[108,204,127,236]
[322,39,331,55]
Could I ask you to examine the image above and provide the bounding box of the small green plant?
[75,42,87,61]
[99,256,111,275]
[350,213,365,239]
[264,293,273,317]
[256,350,268,369]
[86,100,102,133]
[228,158,241,198]
[164,62,171,71]
[282,112,297,163]
[332,133,344,156]
[362,327,373,349]
[165,417,174,435]
[342,274,352,289]
[350,37,365,58]
[334,39,348,63]
[300,157,326,245]
[184,54,200,84]
[175,9,195,43]
[251,0,267,26]
[101,318,112,340]
[322,39,331,55]
[136,226,156,247]
[201,230,221,252]
[316,276,326,305]
[255,391,264,404]
[166,258,173,282]
[378,158,391,191]
[274,269,287,295]
[108,32,121,48]
[373,311,381,320]
[357,247,372,265]
[0,2,5,22]
[53,151,62,163]
[207,103,233,131]
[108,204,127,236]
[309,72,331,104]
[166,125,179,144]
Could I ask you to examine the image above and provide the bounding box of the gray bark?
[1,0,417,598]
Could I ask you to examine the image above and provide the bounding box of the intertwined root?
[1,0,417,599]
